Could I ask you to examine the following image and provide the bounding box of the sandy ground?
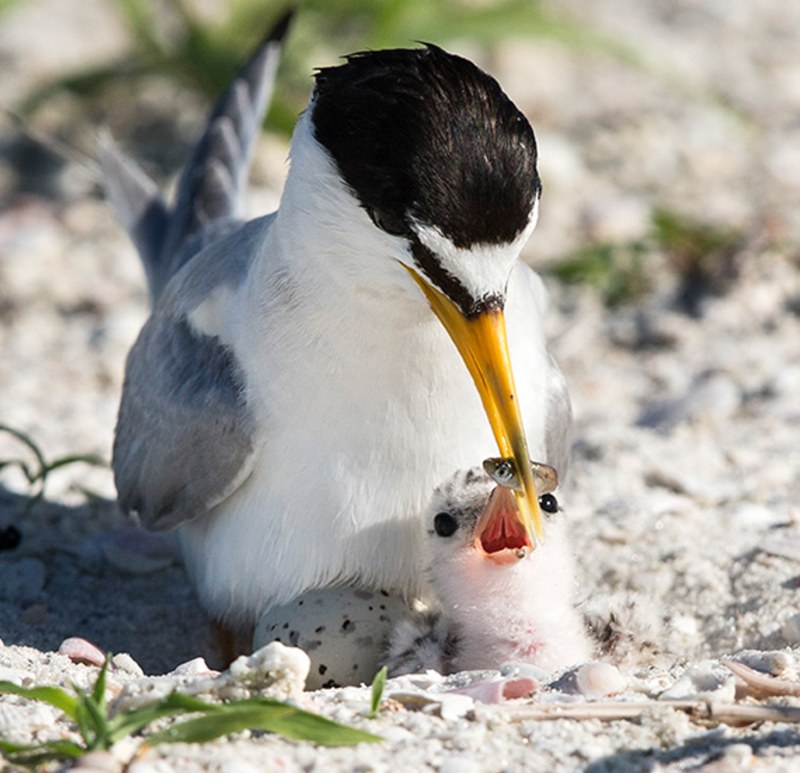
[2,0,800,770]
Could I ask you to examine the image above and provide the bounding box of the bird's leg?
[211,619,254,668]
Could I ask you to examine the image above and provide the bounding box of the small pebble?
[575,662,627,697]
[68,750,122,773]
[170,657,217,677]
[59,637,106,667]
[432,692,474,721]
[227,641,310,698]
[659,664,736,702]
[111,653,144,676]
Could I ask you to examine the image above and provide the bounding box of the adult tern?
[102,14,572,637]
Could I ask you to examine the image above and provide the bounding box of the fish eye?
[433,512,459,537]
[539,493,559,514]
[493,460,514,482]
[366,207,407,237]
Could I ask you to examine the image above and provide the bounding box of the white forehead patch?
[411,199,539,299]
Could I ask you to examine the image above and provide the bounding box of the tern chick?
[387,466,590,675]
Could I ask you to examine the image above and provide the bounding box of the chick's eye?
[539,493,559,514]
[366,207,407,237]
[433,512,459,537]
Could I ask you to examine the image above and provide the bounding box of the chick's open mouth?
[474,485,534,563]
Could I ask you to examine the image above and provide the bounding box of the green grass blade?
[76,691,110,750]
[0,424,47,478]
[0,738,86,764]
[368,666,387,719]
[146,698,381,747]
[74,694,96,747]
[92,656,110,710]
[0,682,79,720]
[45,454,108,474]
[106,691,215,742]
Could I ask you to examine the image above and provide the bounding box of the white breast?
[178,123,553,624]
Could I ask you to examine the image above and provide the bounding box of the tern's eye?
[366,207,407,237]
[539,493,559,515]
[433,512,459,537]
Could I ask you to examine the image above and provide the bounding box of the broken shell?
[723,659,800,699]
[448,676,537,703]
[58,637,105,667]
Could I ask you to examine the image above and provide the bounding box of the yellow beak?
[405,266,544,542]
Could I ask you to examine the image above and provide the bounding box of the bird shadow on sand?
[0,485,217,675]
[586,727,800,772]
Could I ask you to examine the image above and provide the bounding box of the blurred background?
[0,0,798,494]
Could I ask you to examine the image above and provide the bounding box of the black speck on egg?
[315,625,326,634]
[319,664,327,675]
[289,630,300,645]
[341,619,355,633]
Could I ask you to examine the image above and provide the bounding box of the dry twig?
[494,699,800,727]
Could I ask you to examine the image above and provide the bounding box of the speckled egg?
[252,587,411,690]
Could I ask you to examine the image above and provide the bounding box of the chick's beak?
[405,267,544,543]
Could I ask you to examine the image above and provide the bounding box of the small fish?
[482,457,559,495]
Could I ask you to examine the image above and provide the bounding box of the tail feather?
[100,10,293,301]
[161,10,292,271]
[97,131,169,301]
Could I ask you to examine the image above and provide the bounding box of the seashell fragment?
[575,662,627,697]
[58,637,105,667]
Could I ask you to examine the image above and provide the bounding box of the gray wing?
[514,262,574,480]
[113,219,268,531]
[114,313,255,532]
[544,352,573,481]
